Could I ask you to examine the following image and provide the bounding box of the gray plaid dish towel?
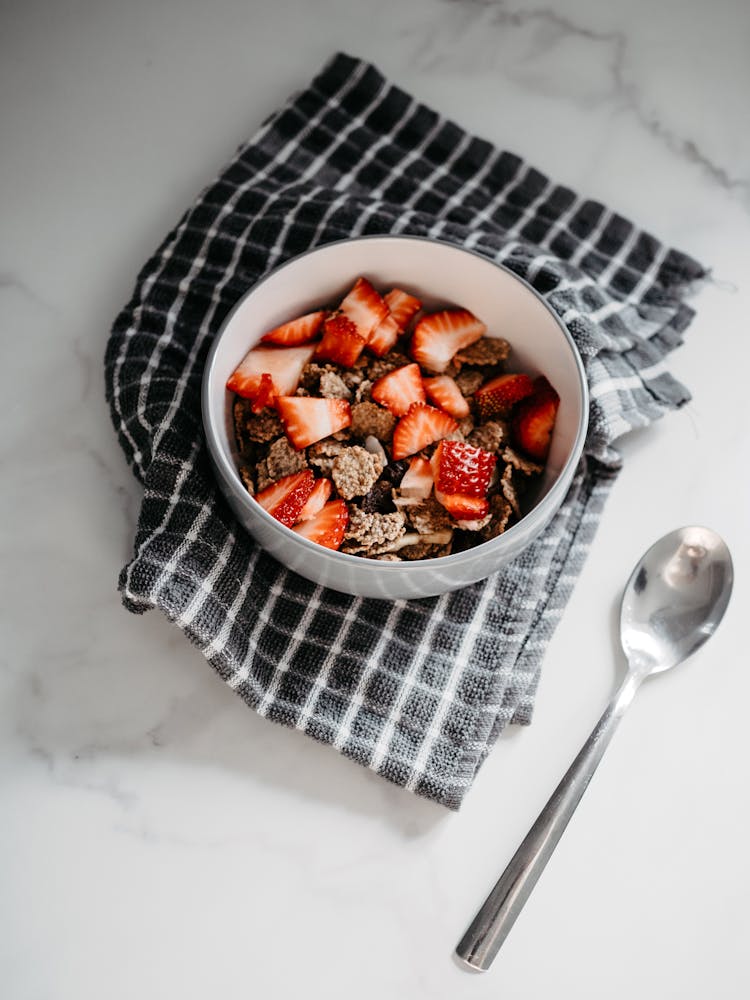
[104,53,705,809]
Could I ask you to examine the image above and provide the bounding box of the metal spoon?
[456,525,733,972]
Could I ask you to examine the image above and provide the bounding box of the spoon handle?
[456,671,642,972]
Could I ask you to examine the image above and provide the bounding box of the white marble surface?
[2,1,749,997]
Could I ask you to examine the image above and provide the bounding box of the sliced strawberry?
[315,314,367,367]
[474,373,534,420]
[409,309,486,373]
[250,373,276,414]
[292,499,349,550]
[384,289,422,330]
[371,363,426,417]
[296,477,332,522]
[399,456,433,499]
[431,440,496,497]
[275,395,352,450]
[431,440,496,521]
[226,343,316,400]
[391,403,458,460]
[260,310,325,346]
[338,277,389,342]
[512,376,560,461]
[435,491,489,521]
[367,314,400,357]
[254,470,315,528]
[423,375,471,419]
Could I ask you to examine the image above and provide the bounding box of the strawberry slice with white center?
[371,363,426,417]
[254,469,315,528]
[260,310,325,346]
[391,403,458,460]
[368,288,423,357]
[275,395,352,450]
[410,309,486,373]
[367,313,400,358]
[315,314,367,367]
[431,440,497,520]
[296,477,332,522]
[338,277,389,343]
[474,372,534,420]
[384,288,422,330]
[423,375,470,419]
[292,499,349,550]
[512,376,560,461]
[399,456,434,499]
[226,343,316,400]
[250,373,276,414]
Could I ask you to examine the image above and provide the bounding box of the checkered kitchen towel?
[104,53,705,809]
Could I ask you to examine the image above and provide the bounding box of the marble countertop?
[2,1,749,997]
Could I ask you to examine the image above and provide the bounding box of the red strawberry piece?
[409,308,486,373]
[399,456,433,499]
[260,310,325,346]
[315,314,367,367]
[391,403,458,460]
[275,395,352,450]
[435,491,490,521]
[431,440,496,497]
[226,343,316,400]
[254,470,315,528]
[423,375,471,419]
[371,363,426,417]
[292,499,349,550]
[250,373,276,414]
[384,288,422,330]
[367,313,400,358]
[474,373,534,420]
[431,440,496,521]
[512,376,560,461]
[296,477,332,522]
[338,277,389,342]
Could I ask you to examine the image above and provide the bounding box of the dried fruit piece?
[292,499,349,550]
[431,440,497,521]
[399,456,434,499]
[226,344,316,400]
[254,469,315,527]
[275,396,352,450]
[338,277,389,342]
[315,314,367,367]
[512,376,560,461]
[371,363,426,417]
[423,375,471,419]
[260,310,325,346]
[391,403,458,460]
[384,288,422,330]
[296,478,332,522]
[410,309,486,373]
[474,373,534,420]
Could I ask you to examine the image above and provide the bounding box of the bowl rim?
[202,234,589,573]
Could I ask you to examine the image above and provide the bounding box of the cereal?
[350,401,396,441]
[226,277,559,555]
[341,506,406,553]
[331,446,384,500]
[267,437,308,479]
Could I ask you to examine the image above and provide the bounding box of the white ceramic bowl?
[202,236,588,599]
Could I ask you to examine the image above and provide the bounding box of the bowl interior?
[204,236,587,568]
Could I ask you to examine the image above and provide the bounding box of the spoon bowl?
[620,525,733,675]
[456,525,733,972]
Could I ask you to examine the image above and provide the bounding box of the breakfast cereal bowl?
[202,235,588,599]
